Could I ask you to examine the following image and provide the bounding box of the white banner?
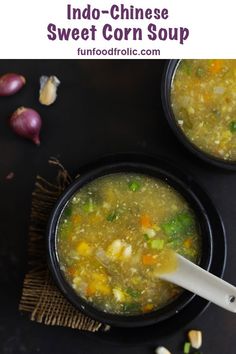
[0,0,235,59]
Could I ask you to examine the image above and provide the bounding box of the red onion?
[5,172,15,180]
[10,107,42,145]
[0,73,26,96]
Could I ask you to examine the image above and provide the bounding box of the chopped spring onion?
[128,181,140,192]
[83,198,95,212]
[107,211,118,222]
[162,211,195,237]
[123,302,140,313]
[126,287,140,298]
[150,239,164,250]
[184,342,191,354]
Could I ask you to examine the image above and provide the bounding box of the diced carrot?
[68,266,77,276]
[90,214,102,224]
[67,232,74,242]
[203,92,212,102]
[86,284,96,296]
[142,254,157,265]
[140,214,152,228]
[143,303,154,312]
[209,60,222,74]
[71,215,80,225]
[183,238,192,249]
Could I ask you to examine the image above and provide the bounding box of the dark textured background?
[0,60,235,354]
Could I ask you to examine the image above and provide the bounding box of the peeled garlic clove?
[188,330,202,349]
[155,346,172,354]
[39,75,60,106]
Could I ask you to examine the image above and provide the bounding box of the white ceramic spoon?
[159,254,236,312]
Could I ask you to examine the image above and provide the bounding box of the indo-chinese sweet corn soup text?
[171,59,236,161]
[57,173,201,315]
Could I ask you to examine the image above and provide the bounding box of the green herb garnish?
[128,181,140,192]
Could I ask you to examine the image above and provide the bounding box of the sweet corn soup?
[57,173,201,315]
[171,59,236,161]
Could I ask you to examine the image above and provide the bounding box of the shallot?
[0,73,26,96]
[5,172,15,180]
[9,107,42,145]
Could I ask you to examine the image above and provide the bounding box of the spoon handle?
[160,254,236,312]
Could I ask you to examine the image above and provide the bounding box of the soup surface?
[171,59,236,161]
[57,173,201,315]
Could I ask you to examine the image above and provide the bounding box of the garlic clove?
[155,346,172,354]
[188,330,202,349]
[39,75,60,106]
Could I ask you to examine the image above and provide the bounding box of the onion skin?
[0,73,26,96]
[10,107,42,145]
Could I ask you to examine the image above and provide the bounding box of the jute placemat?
[19,158,107,332]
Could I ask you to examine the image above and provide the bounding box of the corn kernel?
[76,241,92,256]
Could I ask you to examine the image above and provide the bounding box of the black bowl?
[162,59,236,170]
[47,155,213,328]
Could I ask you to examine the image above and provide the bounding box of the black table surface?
[0,60,236,354]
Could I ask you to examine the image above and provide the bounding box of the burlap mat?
[19,158,108,332]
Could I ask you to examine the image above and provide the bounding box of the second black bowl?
[47,155,213,327]
[162,59,236,170]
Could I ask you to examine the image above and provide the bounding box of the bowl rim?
[161,59,236,171]
[47,156,213,328]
